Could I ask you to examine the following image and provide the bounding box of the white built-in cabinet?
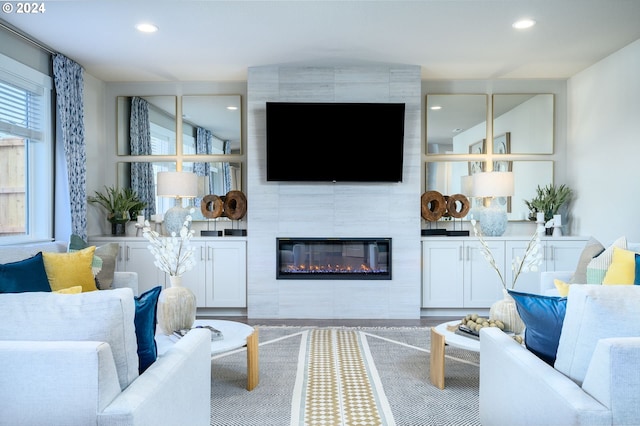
[421,236,588,309]
[89,237,247,308]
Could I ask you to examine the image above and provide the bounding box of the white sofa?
[480,284,640,425]
[0,241,212,426]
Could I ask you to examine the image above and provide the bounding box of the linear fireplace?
[276,238,391,280]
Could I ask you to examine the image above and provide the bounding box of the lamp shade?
[471,172,514,198]
[156,171,198,198]
[461,175,474,195]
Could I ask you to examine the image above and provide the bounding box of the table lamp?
[157,171,198,235]
[471,171,514,236]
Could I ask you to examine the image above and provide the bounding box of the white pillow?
[554,284,640,385]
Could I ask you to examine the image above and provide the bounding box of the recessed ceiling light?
[227,106,238,111]
[136,23,158,33]
[430,105,442,110]
[512,19,536,30]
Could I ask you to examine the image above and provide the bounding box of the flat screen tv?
[266,102,405,182]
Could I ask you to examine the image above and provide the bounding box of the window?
[0,54,53,243]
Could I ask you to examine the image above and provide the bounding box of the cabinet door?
[180,242,207,307]
[464,241,505,307]
[205,241,247,307]
[421,241,464,307]
[122,242,166,294]
[546,240,585,272]
[505,240,543,294]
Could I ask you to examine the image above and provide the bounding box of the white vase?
[157,275,197,335]
[489,289,525,334]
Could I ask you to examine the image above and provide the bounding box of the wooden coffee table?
[430,320,480,389]
[156,319,259,391]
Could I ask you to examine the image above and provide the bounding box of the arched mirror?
[117,96,177,155]
[492,94,554,154]
[425,160,553,221]
[182,95,242,156]
[426,94,488,154]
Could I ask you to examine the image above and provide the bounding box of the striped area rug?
[290,329,395,426]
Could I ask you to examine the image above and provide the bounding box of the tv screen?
[266,102,405,182]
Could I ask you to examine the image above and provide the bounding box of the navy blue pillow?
[0,252,51,293]
[134,286,162,373]
[508,289,567,365]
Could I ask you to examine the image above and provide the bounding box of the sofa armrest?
[113,271,139,296]
[582,337,640,425]
[98,328,211,426]
[540,270,573,295]
[480,327,610,426]
[0,340,121,426]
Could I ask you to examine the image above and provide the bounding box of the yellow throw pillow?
[602,247,636,285]
[554,279,571,297]
[43,246,98,292]
[54,285,83,294]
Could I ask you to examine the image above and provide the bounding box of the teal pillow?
[0,252,51,293]
[134,286,162,373]
[508,290,567,365]
[634,253,640,285]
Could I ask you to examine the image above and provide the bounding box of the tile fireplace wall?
[246,63,422,318]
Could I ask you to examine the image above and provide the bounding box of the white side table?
[430,320,480,389]
[156,319,259,391]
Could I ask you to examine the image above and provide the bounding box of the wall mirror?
[182,95,242,156]
[117,96,177,155]
[426,160,553,221]
[426,94,488,155]
[493,94,554,154]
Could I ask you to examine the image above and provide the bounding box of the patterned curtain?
[129,97,156,218]
[195,127,212,193]
[223,140,232,193]
[53,54,86,240]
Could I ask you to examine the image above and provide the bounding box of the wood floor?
[203,316,460,328]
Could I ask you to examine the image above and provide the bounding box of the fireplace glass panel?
[277,238,391,280]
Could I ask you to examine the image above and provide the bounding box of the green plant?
[88,186,146,223]
[524,184,573,221]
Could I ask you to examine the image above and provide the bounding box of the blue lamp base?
[476,206,508,237]
[164,205,190,235]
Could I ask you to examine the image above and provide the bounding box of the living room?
[2,2,640,425]
[2,2,640,320]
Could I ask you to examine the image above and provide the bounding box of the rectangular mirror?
[492,94,554,154]
[426,94,488,154]
[426,160,553,221]
[117,161,181,218]
[117,96,177,156]
[182,161,242,221]
[182,95,242,156]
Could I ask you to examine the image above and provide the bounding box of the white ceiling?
[2,0,640,82]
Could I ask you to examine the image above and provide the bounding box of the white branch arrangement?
[142,211,196,277]
[470,219,543,290]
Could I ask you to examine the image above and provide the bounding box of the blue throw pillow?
[634,253,640,285]
[508,289,567,365]
[0,252,51,293]
[134,286,162,373]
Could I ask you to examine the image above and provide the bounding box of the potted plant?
[88,186,147,235]
[524,184,573,224]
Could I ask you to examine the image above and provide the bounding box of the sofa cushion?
[554,285,640,385]
[69,235,119,290]
[0,287,139,389]
[0,252,51,293]
[586,236,627,284]
[134,286,161,373]
[42,246,98,292]
[602,247,636,285]
[0,241,67,264]
[569,237,605,284]
[509,290,567,365]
